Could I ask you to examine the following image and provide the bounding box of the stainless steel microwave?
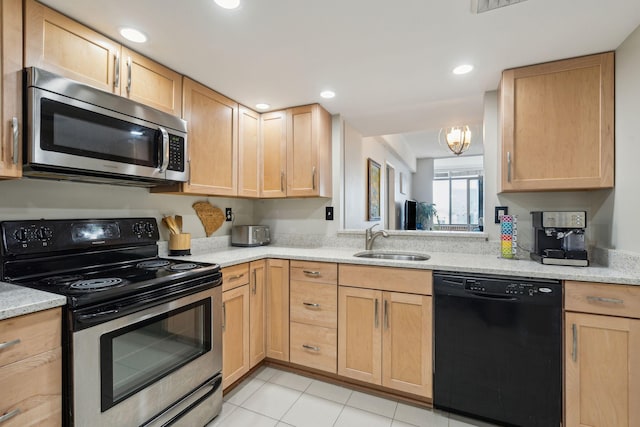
[24,67,188,186]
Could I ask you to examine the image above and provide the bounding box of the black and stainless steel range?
[0,218,223,427]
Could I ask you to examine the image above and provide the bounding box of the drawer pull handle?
[384,300,389,329]
[302,344,320,352]
[0,338,20,352]
[227,273,245,281]
[303,302,320,308]
[252,270,257,294]
[572,323,577,362]
[222,303,226,331]
[0,408,21,424]
[303,270,320,277]
[11,117,19,165]
[374,298,379,328]
[586,296,624,305]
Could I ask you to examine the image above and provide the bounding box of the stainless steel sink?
[353,251,430,261]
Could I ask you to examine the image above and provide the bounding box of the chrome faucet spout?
[365,224,389,250]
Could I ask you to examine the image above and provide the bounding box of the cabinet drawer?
[339,264,432,295]
[290,261,337,284]
[290,322,337,374]
[565,281,640,319]
[0,347,61,427]
[0,309,61,369]
[290,281,337,328]
[222,263,250,292]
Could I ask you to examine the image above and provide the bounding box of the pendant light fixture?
[439,125,472,155]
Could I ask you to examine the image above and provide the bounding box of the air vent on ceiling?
[471,0,528,14]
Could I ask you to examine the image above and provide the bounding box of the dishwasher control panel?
[464,278,558,298]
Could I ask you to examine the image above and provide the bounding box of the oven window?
[40,98,158,167]
[100,299,211,411]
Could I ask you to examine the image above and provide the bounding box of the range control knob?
[13,227,29,242]
[35,227,52,241]
[144,222,155,234]
[132,223,144,235]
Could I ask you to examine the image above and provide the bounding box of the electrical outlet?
[225,208,232,221]
[494,206,508,223]
[325,206,334,221]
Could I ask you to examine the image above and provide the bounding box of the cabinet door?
[249,260,266,367]
[119,47,182,116]
[286,104,332,197]
[260,111,287,198]
[565,312,640,427]
[382,292,432,397]
[24,0,120,93]
[238,106,260,198]
[337,286,382,384]
[0,0,22,179]
[182,78,238,196]
[265,259,289,361]
[500,52,614,191]
[222,285,250,388]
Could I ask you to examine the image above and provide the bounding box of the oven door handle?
[76,308,121,324]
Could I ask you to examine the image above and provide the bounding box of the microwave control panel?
[167,134,185,172]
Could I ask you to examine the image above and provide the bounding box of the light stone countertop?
[2,245,638,321]
[177,245,640,286]
[0,282,66,321]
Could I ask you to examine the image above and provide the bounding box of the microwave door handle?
[157,126,169,173]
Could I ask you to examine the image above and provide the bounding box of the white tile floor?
[208,366,498,427]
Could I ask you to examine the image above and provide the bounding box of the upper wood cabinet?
[238,106,261,198]
[176,78,238,196]
[564,281,640,427]
[287,104,332,197]
[260,104,332,198]
[24,0,182,116]
[499,52,614,192]
[260,111,288,198]
[119,47,182,116]
[0,0,22,179]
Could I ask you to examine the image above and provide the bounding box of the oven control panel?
[0,218,160,256]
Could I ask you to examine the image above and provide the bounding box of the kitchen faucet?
[365,224,389,250]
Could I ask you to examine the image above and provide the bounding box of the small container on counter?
[169,233,191,256]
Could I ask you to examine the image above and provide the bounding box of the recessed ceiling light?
[453,64,474,75]
[120,28,147,43]
[255,103,270,110]
[320,90,336,99]
[214,0,240,9]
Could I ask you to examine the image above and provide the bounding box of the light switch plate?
[495,206,508,223]
[325,206,334,221]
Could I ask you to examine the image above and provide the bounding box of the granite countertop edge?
[2,245,638,321]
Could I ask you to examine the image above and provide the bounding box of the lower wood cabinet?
[0,308,62,427]
[249,260,266,368]
[266,259,290,361]
[222,284,249,388]
[337,286,432,397]
[564,281,640,427]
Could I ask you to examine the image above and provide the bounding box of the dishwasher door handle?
[466,292,518,301]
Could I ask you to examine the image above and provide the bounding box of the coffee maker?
[530,211,588,266]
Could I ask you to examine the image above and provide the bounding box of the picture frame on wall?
[367,158,381,221]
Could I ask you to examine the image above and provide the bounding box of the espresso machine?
[530,211,588,266]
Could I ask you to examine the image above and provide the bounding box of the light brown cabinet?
[0,0,22,179]
[221,264,250,388]
[260,111,288,198]
[289,261,337,373]
[249,260,266,367]
[499,52,614,192]
[260,104,332,198]
[238,106,261,198]
[0,308,62,427]
[24,0,182,116]
[265,259,290,361]
[564,281,640,427]
[337,265,432,398]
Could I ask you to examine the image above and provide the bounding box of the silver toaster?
[231,225,271,247]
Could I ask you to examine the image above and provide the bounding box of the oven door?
[26,84,188,183]
[71,286,222,427]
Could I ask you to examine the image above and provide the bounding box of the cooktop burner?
[69,278,124,290]
[169,263,198,271]
[137,260,172,269]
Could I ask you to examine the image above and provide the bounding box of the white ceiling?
[40,0,640,158]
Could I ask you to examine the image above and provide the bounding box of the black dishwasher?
[433,272,562,427]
